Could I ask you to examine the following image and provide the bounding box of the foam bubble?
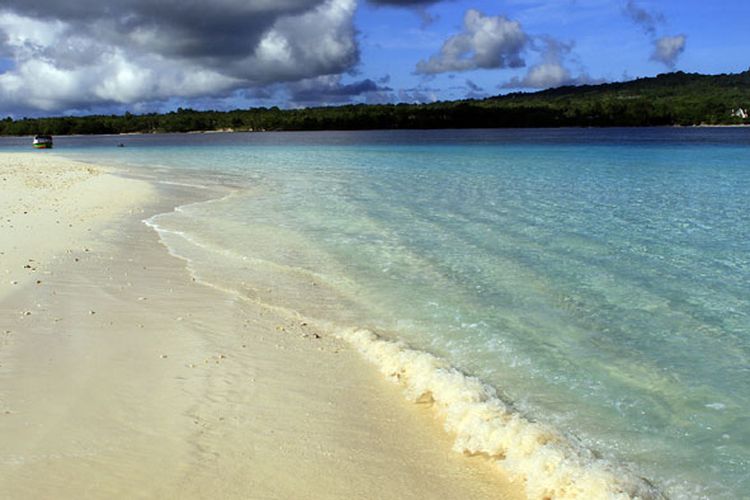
[340,328,664,500]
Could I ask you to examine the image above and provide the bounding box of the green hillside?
[2,70,749,136]
[480,70,750,126]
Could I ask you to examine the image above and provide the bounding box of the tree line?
[2,70,749,136]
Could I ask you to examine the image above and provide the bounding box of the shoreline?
[0,153,521,499]
[0,122,748,142]
[121,153,665,499]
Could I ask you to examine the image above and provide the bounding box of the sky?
[0,0,748,117]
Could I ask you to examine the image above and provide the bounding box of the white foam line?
[144,216,338,288]
[339,328,664,500]
[155,180,211,189]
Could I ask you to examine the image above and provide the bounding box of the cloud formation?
[623,0,686,69]
[0,0,358,113]
[415,10,527,74]
[501,38,599,89]
[463,79,487,99]
[287,74,392,105]
[368,0,441,4]
[398,86,439,103]
[623,0,664,36]
[505,63,572,89]
[651,35,686,68]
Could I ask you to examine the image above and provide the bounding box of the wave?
[143,198,666,500]
[155,179,211,190]
[340,328,664,500]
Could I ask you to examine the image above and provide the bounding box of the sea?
[3,128,748,499]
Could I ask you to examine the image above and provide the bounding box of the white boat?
[32,135,53,149]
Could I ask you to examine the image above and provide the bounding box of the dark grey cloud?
[464,79,487,99]
[0,0,358,113]
[465,79,482,92]
[3,0,322,61]
[623,0,664,36]
[365,0,443,28]
[288,75,392,104]
[363,91,395,105]
[416,9,527,74]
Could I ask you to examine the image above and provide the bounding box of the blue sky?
[0,0,747,116]
[354,0,748,100]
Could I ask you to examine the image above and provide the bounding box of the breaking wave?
[340,328,664,500]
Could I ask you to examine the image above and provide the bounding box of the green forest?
[2,70,749,136]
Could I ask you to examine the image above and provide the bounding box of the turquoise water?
[7,129,748,498]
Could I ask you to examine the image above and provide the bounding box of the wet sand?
[0,153,521,499]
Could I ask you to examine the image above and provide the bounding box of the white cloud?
[651,35,686,69]
[512,62,571,88]
[415,9,527,74]
[0,12,66,50]
[622,1,687,69]
[0,31,240,112]
[501,37,600,90]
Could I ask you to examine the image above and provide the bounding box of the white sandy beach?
[0,153,521,499]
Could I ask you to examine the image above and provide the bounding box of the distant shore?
[1,71,749,137]
[1,123,747,144]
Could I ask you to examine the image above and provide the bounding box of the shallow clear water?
[5,129,748,498]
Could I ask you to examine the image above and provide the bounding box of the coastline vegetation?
[2,70,749,136]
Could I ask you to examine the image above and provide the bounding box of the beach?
[1,0,747,496]
[2,127,747,500]
[0,152,521,499]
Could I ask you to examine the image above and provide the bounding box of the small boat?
[33,135,53,149]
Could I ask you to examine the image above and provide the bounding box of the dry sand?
[0,153,521,499]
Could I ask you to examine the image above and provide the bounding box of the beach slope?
[0,153,521,499]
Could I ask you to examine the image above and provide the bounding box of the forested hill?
[485,70,750,126]
[2,70,749,136]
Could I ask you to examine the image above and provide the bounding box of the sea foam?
[340,328,663,500]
